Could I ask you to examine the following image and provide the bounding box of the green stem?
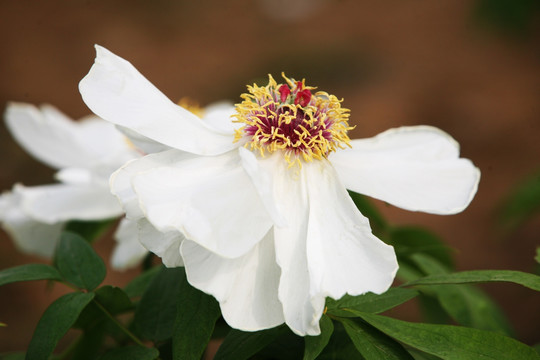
[93,299,146,347]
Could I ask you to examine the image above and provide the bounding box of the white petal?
[238,148,286,227]
[110,149,196,220]
[138,218,184,268]
[111,218,149,270]
[4,103,93,169]
[79,45,238,155]
[331,126,480,214]
[131,150,273,258]
[201,102,241,133]
[20,183,123,223]
[0,186,63,257]
[304,161,398,300]
[271,161,324,336]
[181,233,284,331]
[116,125,172,154]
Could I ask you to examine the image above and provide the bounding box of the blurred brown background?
[0,0,539,353]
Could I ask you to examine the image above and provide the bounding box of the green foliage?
[214,326,288,360]
[124,265,162,299]
[303,315,334,360]
[98,345,159,360]
[341,318,414,359]
[326,288,419,317]
[355,312,540,360]
[404,267,540,292]
[133,266,184,342]
[498,169,540,230]
[26,292,95,360]
[55,231,106,291]
[65,218,116,242]
[0,264,61,287]
[390,226,455,269]
[409,254,514,335]
[172,270,221,360]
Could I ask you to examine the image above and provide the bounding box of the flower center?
[234,73,353,167]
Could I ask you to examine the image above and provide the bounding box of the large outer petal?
[304,161,398,301]
[20,183,123,223]
[270,160,324,336]
[79,45,237,156]
[181,232,284,331]
[130,150,273,258]
[0,186,63,257]
[111,218,149,270]
[330,126,480,214]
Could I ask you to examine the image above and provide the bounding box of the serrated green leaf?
[403,268,540,292]
[0,264,62,287]
[355,312,540,360]
[124,265,161,298]
[26,292,95,360]
[390,226,455,269]
[303,315,334,360]
[172,271,221,360]
[409,254,514,335]
[55,232,106,290]
[98,345,159,360]
[133,266,183,342]
[341,318,414,359]
[214,326,287,360]
[326,288,419,317]
[65,218,116,242]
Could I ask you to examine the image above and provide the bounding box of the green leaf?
[498,169,540,230]
[303,315,334,360]
[390,226,455,269]
[340,318,414,359]
[99,345,159,360]
[409,254,514,335]
[0,353,25,360]
[326,288,419,317]
[71,321,107,360]
[26,292,95,360]
[403,269,540,292]
[65,218,116,242]
[55,231,106,291]
[214,326,288,360]
[133,266,183,342]
[172,271,221,360]
[124,265,162,298]
[95,285,134,314]
[347,191,387,233]
[535,247,540,264]
[355,312,540,360]
[0,264,62,287]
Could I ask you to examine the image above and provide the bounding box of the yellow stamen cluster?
[233,73,353,168]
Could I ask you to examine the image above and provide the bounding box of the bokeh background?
[0,0,539,353]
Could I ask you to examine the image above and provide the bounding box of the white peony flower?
[79,45,480,335]
[0,103,147,270]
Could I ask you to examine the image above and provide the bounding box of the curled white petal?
[131,151,273,258]
[138,218,184,268]
[79,45,238,155]
[182,232,284,331]
[331,126,480,214]
[304,161,398,300]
